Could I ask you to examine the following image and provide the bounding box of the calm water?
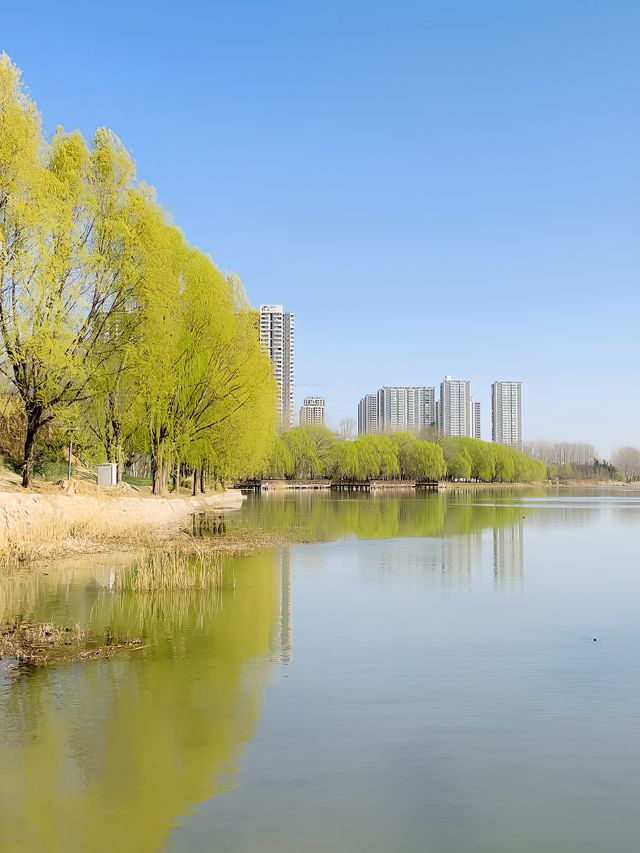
[1,489,640,852]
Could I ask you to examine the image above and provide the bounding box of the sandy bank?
[0,485,245,560]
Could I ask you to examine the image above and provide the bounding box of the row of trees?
[526,441,640,482]
[523,441,597,466]
[545,459,619,481]
[261,427,548,483]
[0,54,277,489]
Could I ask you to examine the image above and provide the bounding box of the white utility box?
[97,463,118,487]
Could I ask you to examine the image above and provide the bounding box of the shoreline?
[1,478,633,566]
[429,479,629,490]
[0,484,250,564]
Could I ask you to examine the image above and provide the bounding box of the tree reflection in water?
[0,550,290,853]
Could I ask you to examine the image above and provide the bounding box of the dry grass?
[117,544,227,592]
[0,522,293,572]
[0,620,144,666]
[0,482,270,569]
[0,518,162,569]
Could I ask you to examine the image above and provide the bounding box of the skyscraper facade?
[491,381,522,449]
[358,387,436,434]
[472,400,481,439]
[299,396,325,426]
[357,393,379,435]
[439,377,472,437]
[260,304,295,430]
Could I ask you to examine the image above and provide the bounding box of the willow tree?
[327,441,359,482]
[261,436,293,479]
[130,205,185,493]
[354,434,400,480]
[440,438,472,480]
[82,333,140,472]
[181,289,277,490]
[280,428,322,479]
[0,55,142,485]
[494,443,516,483]
[133,231,276,494]
[398,440,446,481]
[81,186,158,472]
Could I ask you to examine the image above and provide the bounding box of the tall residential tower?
[299,396,325,426]
[439,377,472,437]
[358,394,379,435]
[491,381,522,449]
[472,400,481,439]
[260,305,295,430]
[358,387,436,434]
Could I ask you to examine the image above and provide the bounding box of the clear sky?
[3,1,639,453]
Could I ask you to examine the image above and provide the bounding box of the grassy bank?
[0,514,293,567]
[0,477,255,566]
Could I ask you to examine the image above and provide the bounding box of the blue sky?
[3,1,639,453]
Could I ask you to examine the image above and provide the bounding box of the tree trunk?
[192,468,198,497]
[151,456,160,495]
[199,468,205,494]
[21,408,42,489]
[152,457,168,495]
[115,441,122,484]
[105,436,123,484]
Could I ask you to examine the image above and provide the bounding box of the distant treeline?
[261,428,547,483]
[523,442,597,466]
[525,441,636,481]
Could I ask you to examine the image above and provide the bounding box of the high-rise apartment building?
[299,396,325,426]
[358,394,379,435]
[472,400,481,439]
[439,376,472,437]
[358,387,436,434]
[491,381,522,449]
[260,305,295,430]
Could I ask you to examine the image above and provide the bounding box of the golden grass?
[0,495,291,569]
[0,510,158,569]
[117,544,228,592]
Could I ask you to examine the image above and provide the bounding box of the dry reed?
[117,544,228,592]
[0,620,144,666]
[0,503,291,570]
[0,512,160,569]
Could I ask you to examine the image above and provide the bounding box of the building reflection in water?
[440,530,483,592]
[357,529,484,593]
[493,520,524,592]
[272,548,293,664]
[354,520,527,594]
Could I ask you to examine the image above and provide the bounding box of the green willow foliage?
[263,429,547,483]
[0,54,277,488]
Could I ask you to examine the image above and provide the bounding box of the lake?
[1,488,639,852]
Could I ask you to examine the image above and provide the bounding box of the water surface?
[1,489,639,852]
